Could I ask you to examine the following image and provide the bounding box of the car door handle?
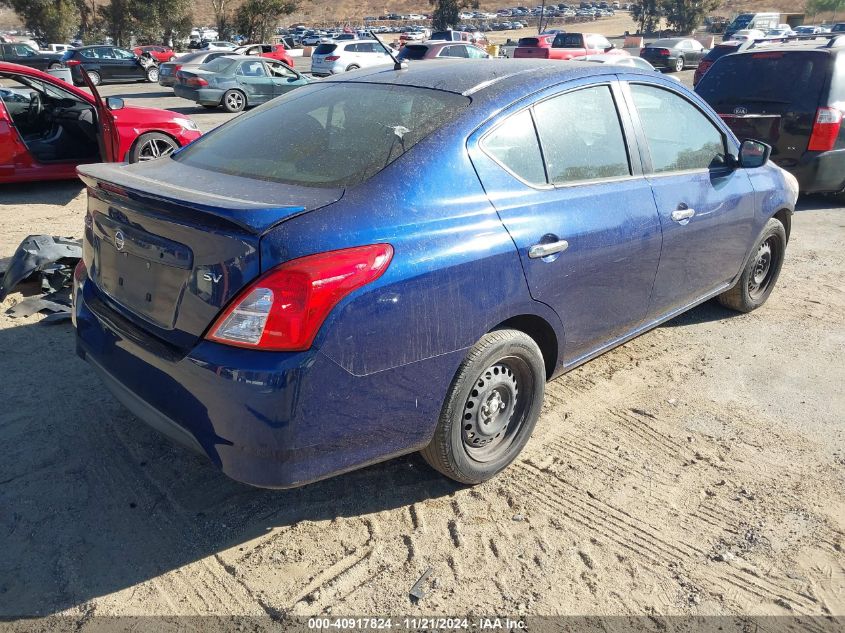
[671,208,696,222]
[528,240,569,259]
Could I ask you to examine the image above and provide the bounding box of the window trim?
[479,106,551,189]
[622,80,735,178]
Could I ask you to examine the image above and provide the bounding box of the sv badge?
[202,272,223,283]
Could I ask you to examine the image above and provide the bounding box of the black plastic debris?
[0,235,82,322]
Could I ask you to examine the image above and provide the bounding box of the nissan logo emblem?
[114,230,125,251]
[733,106,748,115]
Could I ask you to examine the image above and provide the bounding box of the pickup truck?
[0,42,63,70]
[514,32,626,60]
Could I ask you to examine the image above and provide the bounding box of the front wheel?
[421,329,546,484]
[128,132,178,163]
[717,217,787,313]
[222,89,246,112]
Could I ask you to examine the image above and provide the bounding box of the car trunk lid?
[77,160,343,349]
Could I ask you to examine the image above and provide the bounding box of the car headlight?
[176,118,200,132]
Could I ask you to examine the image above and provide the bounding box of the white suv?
[310,40,393,76]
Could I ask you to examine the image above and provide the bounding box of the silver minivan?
[310,40,392,76]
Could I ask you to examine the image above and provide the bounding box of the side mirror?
[739,139,771,168]
[106,96,124,111]
[604,44,615,51]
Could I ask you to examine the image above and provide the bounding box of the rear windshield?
[200,57,237,72]
[397,45,428,60]
[518,37,541,46]
[430,31,454,40]
[173,83,470,188]
[648,39,678,48]
[702,44,739,62]
[696,51,830,112]
[174,51,208,63]
[314,43,337,55]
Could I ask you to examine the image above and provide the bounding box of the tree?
[429,0,478,31]
[1,0,81,44]
[661,0,720,34]
[235,0,296,42]
[97,0,134,46]
[631,0,663,34]
[210,0,232,37]
[97,0,192,47]
[806,0,845,21]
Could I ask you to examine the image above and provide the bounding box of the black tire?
[146,66,159,82]
[128,132,178,163]
[421,329,545,484]
[86,70,101,86]
[673,56,684,72]
[221,89,246,113]
[717,217,787,313]
[346,64,360,71]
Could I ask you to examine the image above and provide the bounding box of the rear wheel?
[717,217,786,313]
[222,89,246,113]
[145,66,159,82]
[673,56,684,72]
[421,329,545,484]
[86,70,101,86]
[48,62,62,70]
[128,132,178,163]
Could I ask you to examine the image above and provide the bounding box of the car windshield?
[200,57,237,73]
[397,45,428,60]
[696,51,829,112]
[173,83,470,188]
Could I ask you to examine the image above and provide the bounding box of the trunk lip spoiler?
[77,163,344,235]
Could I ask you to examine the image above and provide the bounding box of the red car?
[0,62,201,183]
[233,43,294,67]
[133,45,177,63]
[515,32,626,60]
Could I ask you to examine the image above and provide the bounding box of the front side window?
[630,83,727,172]
[533,85,631,184]
[481,109,546,185]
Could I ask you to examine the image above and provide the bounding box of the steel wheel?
[674,56,684,72]
[146,66,159,82]
[87,71,101,86]
[135,135,177,161]
[747,237,777,300]
[461,357,533,463]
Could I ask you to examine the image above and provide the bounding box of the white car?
[573,53,681,80]
[731,29,766,42]
[202,41,238,50]
[310,40,393,76]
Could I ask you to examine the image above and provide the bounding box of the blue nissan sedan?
[73,60,798,488]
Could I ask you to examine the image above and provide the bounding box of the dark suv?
[696,39,845,194]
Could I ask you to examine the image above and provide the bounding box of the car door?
[468,78,663,364]
[113,47,144,80]
[79,65,120,161]
[622,80,756,318]
[235,60,274,104]
[266,61,307,97]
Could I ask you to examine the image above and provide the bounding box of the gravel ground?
[0,69,842,626]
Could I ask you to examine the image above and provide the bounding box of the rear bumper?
[643,55,674,69]
[74,279,461,488]
[781,148,845,194]
[158,75,177,87]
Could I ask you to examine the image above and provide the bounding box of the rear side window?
[533,85,630,184]
[314,44,337,55]
[201,57,237,73]
[696,51,829,113]
[174,83,470,188]
[481,109,546,185]
[631,84,726,172]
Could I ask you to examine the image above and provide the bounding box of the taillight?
[65,59,81,66]
[173,64,182,73]
[185,76,208,86]
[325,55,340,61]
[659,48,670,56]
[807,107,843,152]
[207,244,394,351]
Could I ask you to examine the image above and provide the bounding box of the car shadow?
[2,180,84,206]
[661,299,737,327]
[165,105,222,115]
[119,90,177,99]
[0,316,458,617]
[797,193,842,212]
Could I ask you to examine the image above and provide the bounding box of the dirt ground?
[0,71,844,627]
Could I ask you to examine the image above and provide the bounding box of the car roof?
[322,58,652,97]
[732,38,845,55]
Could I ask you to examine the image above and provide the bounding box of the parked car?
[515,32,625,60]
[693,40,748,86]
[73,59,796,489]
[133,45,176,63]
[43,43,72,54]
[158,50,233,88]
[696,42,845,195]
[233,43,294,67]
[765,27,796,39]
[202,41,238,51]
[640,37,708,72]
[174,56,308,112]
[61,46,158,86]
[794,25,826,35]
[0,42,62,70]
[301,33,326,46]
[573,53,671,74]
[310,40,393,76]
[731,29,766,43]
[0,61,200,183]
[397,41,491,60]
